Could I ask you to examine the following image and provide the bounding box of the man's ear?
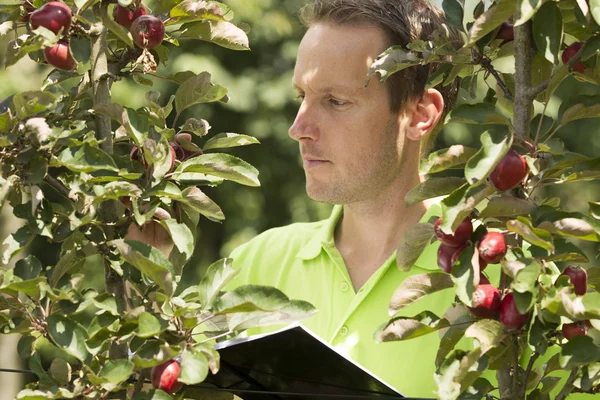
[404,88,444,141]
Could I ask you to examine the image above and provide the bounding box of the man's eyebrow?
[292,83,364,95]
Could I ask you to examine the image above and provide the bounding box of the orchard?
[1,0,600,400]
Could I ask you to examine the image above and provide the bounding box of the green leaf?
[94,104,146,146]
[169,0,232,23]
[198,258,238,308]
[435,349,486,400]
[467,0,518,46]
[14,255,42,280]
[131,340,179,369]
[136,312,167,338]
[55,144,118,172]
[50,252,86,288]
[465,129,513,186]
[532,2,563,64]
[159,219,194,261]
[175,72,228,115]
[405,177,466,207]
[512,261,541,294]
[479,196,536,218]
[15,389,55,400]
[560,103,600,126]
[179,20,249,50]
[507,217,555,251]
[227,300,317,332]
[177,153,259,187]
[465,319,504,353]
[515,0,544,26]
[1,277,47,299]
[442,0,464,31]
[436,307,472,368]
[93,181,142,200]
[395,223,435,272]
[591,0,600,26]
[110,239,175,296]
[560,336,600,368]
[536,211,600,242]
[420,145,479,174]
[212,285,290,314]
[98,359,134,385]
[179,351,208,385]
[451,245,477,306]
[179,186,225,222]
[47,315,89,361]
[180,118,211,136]
[388,272,454,315]
[49,358,71,386]
[441,184,496,233]
[2,226,34,265]
[202,133,259,151]
[12,91,57,119]
[375,311,449,342]
[366,45,421,83]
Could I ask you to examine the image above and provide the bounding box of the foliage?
[375,0,600,399]
[0,0,316,398]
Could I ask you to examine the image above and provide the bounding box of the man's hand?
[125,220,174,258]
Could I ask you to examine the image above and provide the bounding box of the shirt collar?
[295,201,443,268]
[297,205,343,260]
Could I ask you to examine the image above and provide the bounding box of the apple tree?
[373,0,600,399]
[0,0,316,398]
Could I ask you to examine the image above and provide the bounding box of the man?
[225,0,459,397]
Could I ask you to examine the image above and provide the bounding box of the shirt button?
[340,282,349,292]
[339,325,349,336]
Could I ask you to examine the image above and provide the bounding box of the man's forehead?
[291,23,386,93]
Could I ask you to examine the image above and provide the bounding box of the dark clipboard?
[203,323,411,400]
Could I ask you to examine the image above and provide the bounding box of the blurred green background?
[1,0,599,397]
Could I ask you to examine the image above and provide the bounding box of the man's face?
[290,22,410,204]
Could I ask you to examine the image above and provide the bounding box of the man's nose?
[288,101,319,142]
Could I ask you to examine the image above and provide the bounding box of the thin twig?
[522,352,540,398]
[529,46,585,97]
[198,329,234,344]
[533,101,549,148]
[556,368,579,400]
[481,57,514,100]
[44,175,72,199]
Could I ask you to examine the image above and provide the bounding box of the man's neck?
[333,172,429,291]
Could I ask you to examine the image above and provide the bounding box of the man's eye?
[329,98,347,106]
[295,94,305,101]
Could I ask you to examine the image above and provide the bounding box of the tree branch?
[522,352,540,398]
[44,175,71,200]
[513,20,534,139]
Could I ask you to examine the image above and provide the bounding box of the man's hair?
[298,0,461,155]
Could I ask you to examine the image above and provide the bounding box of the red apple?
[175,133,192,144]
[562,42,586,74]
[497,22,514,43]
[437,243,460,273]
[130,15,165,49]
[168,145,176,171]
[499,293,530,332]
[489,150,528,191]
[30,1,72,35]
[114,4,146,30]
[151,360,183,394]
[44,41,75,70]
[469,284,501,318]
[560,265,587,296]
[434,217,473,247]
[562,321,588,341]
[478,232,507,264]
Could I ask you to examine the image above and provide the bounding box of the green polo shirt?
[227,203,455,397]
[226,204,594,399]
